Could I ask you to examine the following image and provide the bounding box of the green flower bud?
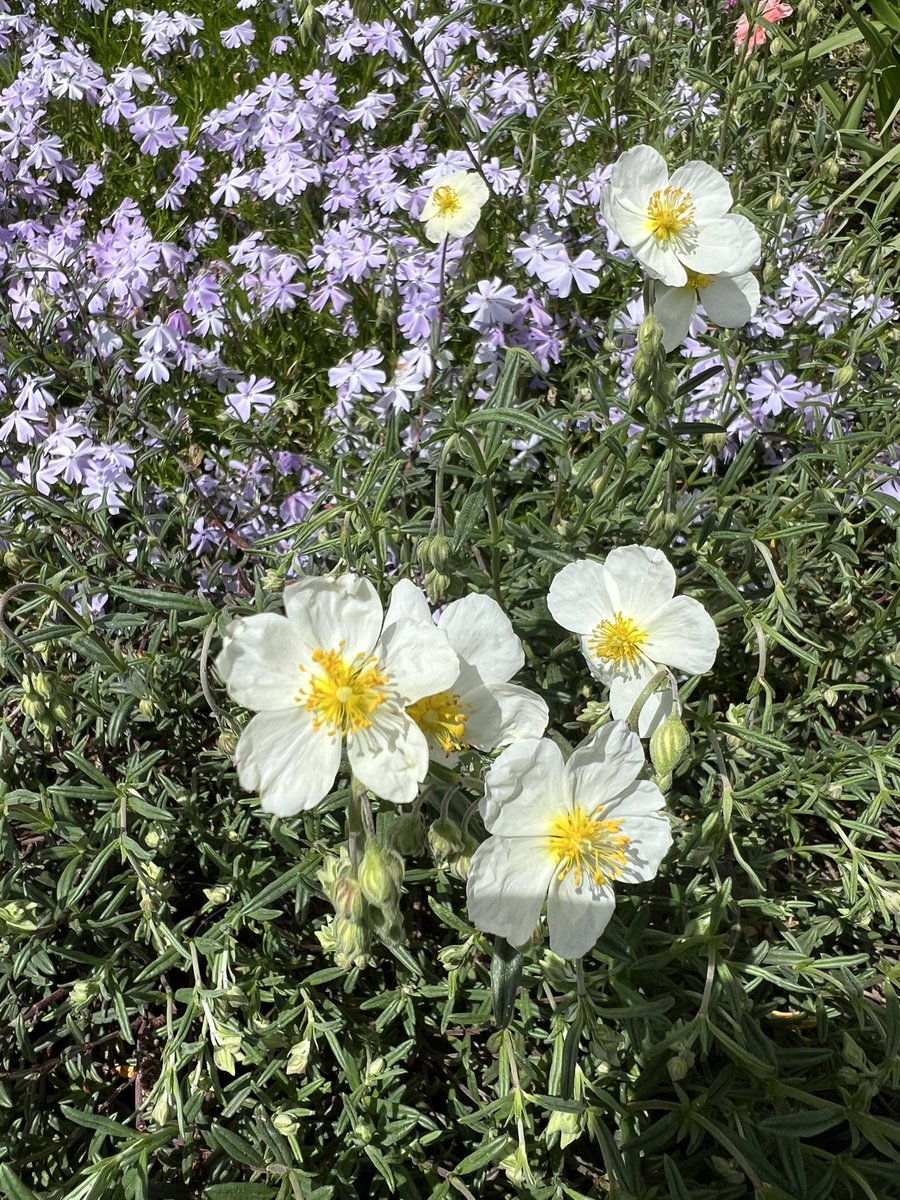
[427,816,466,867]
[388,812,426,857]
[273,1112,300,1136]
[425,568,451,603]
[50,697,71,725]
[637,310,664,357]
[833,364,855,389]
[332,870,366,921]
[447,834,479,881]
[21,695,47,721]
[29,671,54,701]
[428,530,451,570]
[702,431,728,456]
[333,915,369,965]
[650,713,690,777]
[3,549,22,572]
[357,842,403,907]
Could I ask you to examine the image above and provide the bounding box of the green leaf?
[455,1134,512,1174]
[0,1166,39,1200]
[204,1187,275,1200]
[204,1125,266,1168]
[59,1104,141,1141]
[490,935,524,1029]
[758,1108,845,1138]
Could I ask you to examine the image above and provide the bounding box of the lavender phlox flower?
[225,375,276,421]
[129,103,187,156]
[536,247,602,299]
[210,167,252,206]
[328,349,386,404]
[361,18,407,58]
[270,35,294,54]
[348,92,395,130]
[746,364,809,417]
[462,278,519,331]
[73,163,103,197]
[221,21,254,48]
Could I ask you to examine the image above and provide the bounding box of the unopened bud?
[273,1112,299,1136]
[769,36,782,55]
[833,364,855,388]
[447,835,478,881]
[822,157,840,181]
[333,916,368,964]
[637,311,664,356]
[647,509,679,540]
[357,842,403,907]
[425,568,450,603]
[650,713,690,776]
[332,870,366,921]
[3,549,22,572]
[428,531,450,570]
[28,671,54,700]
[766,190,783,211]
[21,694,47,721]
[216,731,237,755]
[388,812,425,857]
[702,431,728,456]
[427,816,466,867]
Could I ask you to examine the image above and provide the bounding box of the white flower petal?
[654,284,698,352]
[642,595,719,674]
[602,545,676,623]
[216,613,303,712]
[466,836,554,948]
[384,577,432,629]
[609,145,668,207]
[600,193,653,249]
[616,806,672,883]
[378,620,458,703]
[283,574,383,655]
[348,707,428,804]
[480,737,566,833]
[439,593,523,684]
[235,708,341,815]
[565,721,646,810]
[486,683,550,747]
[667,161,732,221]
[633,236,687,288]
[548,559,614,635]
[609,670,676,737]
[700,271,759,328]
[681,216,759,277]
[547,873,615,959]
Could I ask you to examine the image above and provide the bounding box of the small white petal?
[235,708,341,815]
[633,236,688,288]
[700,271,759,328]
[600,192,653,249]
[487,683,550,746]
[548,559,614,635]
[480,737,566,833]
[348,707,428,804]
[616,808,673,884]
[439,593,523,684]
[642,595,719,674]
[383,577,432,629]
[466,836,554,948]
[667,161,732,221]
[602,545,676,623]
[378,620,458,703]
[284,574,383,655]
[654,284,698,352]
[216,613,304,711]
[565,720,646,809]
[546,872,615,959]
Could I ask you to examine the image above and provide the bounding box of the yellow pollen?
[548,806,630,888]
[684,269,714,291]
[646,185,695,244]
[588,612,648,671]
[300,647,388,736]
[432,184,461,216]
[407,690,468,753]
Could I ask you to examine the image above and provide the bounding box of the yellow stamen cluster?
[432,185,461,216]
[407,690,468,753]
[301,647,388,736]
[589,612,648,671]
[684,269,714,291]
[646,186,695,244]
[548,806,630,888]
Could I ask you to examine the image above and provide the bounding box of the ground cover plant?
[1,0,900,1197]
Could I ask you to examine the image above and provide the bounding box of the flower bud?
[428,531,451,570]
[650,713,690,776]
[833,364,855,388]
[388,812,426,857]
[637,310,664,356]
[21,695,47,721]
[357,842,403,907]
[216,731,237,755]
[702,431,728,457]
[332,870,366,921]
[3,549,22,572]
[333,915,369,965]
[273,1112,299,1136]
[447,834,479,881]
[766,190,783,211]
[427,816,466,867]
[28,671,54,701]
[425,568,451,603]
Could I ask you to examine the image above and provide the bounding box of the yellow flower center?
[588,612,648,671]
[684,269,714,291]
[432,184,461,216]
[646,186,695,244]
[548,806,630,888]
[407,690,468,753]
[301,647,388,736]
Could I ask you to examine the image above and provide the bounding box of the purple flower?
[462,278,519,331]
[221,21,255,49]
[328,348,387,400]
[225,375,276,421]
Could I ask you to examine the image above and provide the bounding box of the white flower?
[215,574,459,815]
[419,170,489,243]
[654,269,760,351]
[384,580,548,760]
[548,546,718,736]
[600,145,760,288]
[466,724,671,959]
